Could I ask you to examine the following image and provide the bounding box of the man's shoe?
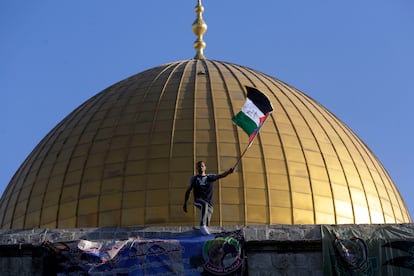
[200,225,210,235]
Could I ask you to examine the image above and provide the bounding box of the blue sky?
[1,1,414,217]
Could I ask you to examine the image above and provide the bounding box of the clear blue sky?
[1,1,414,217]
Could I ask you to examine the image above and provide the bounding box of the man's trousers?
[194,198,213,226]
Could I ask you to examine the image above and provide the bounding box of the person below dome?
[183,161,234,235]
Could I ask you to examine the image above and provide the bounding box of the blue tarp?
[49,230,245,275]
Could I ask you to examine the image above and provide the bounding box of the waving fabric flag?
[232,86,273,143]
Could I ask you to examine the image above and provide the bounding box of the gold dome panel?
[0,59,411,229]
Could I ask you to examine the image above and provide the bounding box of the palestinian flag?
[232,86,273,143]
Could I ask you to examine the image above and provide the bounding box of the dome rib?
[29,105,89,229]
[271,80,339,224]
[221,61,271,224]
[224,62,273,224]
[89,80,132,228]
[2,126,57,228]
[50,94,107,229]
[202,60,224,225]
[235,68,296,223]
[212,60,248,224]
[205,61,239,225]
[170,60,197,225]
[143,61,187,225]
[294,86,378,223]
[246,66,324,224]
[76,80,132,228]
[273,81,356,223]
[287,81,407,223]
[210,60,247,224]
[323,107,383,223]
[285,83,362,223]
[263,76,318,224]
[275,82,359,223]
[242,70,275,224]
[336,112,407,222]
[158,61,184,221]
[259,83,295,224]
[286,83,361,223]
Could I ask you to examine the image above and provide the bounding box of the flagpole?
[232,141,252,171]
[232,112,271,171]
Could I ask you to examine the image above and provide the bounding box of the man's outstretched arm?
[217,168,234,179]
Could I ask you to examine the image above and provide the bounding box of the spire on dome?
[192,0,207,59]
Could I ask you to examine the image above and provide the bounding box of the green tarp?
[322,224,414,275]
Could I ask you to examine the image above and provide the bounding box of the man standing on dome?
[183,161,233,235]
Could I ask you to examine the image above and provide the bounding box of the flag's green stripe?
[232,111,257,136]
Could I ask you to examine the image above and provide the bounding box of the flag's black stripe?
[246,86,273,114]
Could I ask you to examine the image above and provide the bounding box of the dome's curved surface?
[0,59,411,229]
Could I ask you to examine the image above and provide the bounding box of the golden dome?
[0,59,411,229]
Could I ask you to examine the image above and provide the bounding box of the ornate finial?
[192,0,207,59]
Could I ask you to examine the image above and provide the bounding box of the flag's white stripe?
[241,98,265,126]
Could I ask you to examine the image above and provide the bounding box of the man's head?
[196,161,206,175]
